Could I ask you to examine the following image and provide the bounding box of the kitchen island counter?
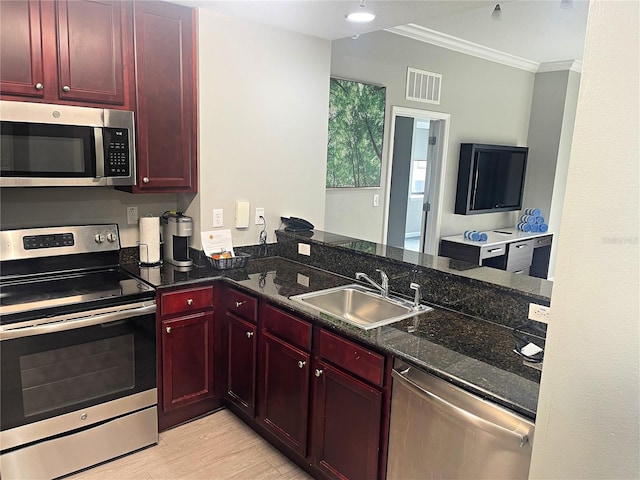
[124,256,541,420]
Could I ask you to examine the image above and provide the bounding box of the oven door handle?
[0,303,156,340]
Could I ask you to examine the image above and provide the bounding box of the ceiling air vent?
[406,67,442,104]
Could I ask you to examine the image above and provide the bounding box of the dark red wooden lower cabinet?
[312,360,383,480]
[258,332,310,457]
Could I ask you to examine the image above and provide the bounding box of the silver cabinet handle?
[487,248,502,253]
[235,301,246,307]
[515,244,527,249]
[186,298,193,306]
[142,177,150,183]
[35,82,43,90]
[315,369,323,377]
[166,326,171,333]
[62,85,70,92]
[298,360,306,369]
[246,331,254,338]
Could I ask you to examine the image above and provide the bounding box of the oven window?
[19,335,135,417]
[0,121,96,177]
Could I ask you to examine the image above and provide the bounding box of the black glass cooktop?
[0,268,155,325]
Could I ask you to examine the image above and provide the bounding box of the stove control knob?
[95,234,105,243]
[106,233,117,243]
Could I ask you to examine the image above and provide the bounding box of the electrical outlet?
[528,303,551,324]
[298,243,311,256]
[373,194,379,207]
[126,206,138,225]
[255,207,265,225]
[213,209,224,228]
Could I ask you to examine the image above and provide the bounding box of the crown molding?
[537,60,583,73]
[386,24,541,73]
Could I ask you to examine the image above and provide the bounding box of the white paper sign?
[201,229,235,257]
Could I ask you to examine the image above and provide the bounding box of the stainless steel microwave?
[0,101,136,187]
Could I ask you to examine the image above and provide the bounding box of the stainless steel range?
[0,224,158,480]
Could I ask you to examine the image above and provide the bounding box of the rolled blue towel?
[522,215,537,225]
[518,222,532,232]
[525,208,541,216]
[539,223,549,232]
[536,216,545,224]
[471,231,481,241]
[530,223,540,232]
[479,232,488,241]
[463,230,475,240]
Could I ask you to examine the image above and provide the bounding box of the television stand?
[439,227,553,279]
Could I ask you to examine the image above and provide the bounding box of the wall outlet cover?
[528,303,551,324]
[213,209,223,228]
[126,206,138,225]
[298,243,311,256]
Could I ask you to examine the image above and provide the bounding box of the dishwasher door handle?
[392,368,531,447]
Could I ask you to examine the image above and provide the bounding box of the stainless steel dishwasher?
[387,360,534,479]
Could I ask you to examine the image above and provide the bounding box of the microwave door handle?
[95,127,105,178]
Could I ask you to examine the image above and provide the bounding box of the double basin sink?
[290,284,432,330]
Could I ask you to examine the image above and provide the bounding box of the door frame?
[382,106,451,255]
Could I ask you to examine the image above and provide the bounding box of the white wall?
[190,9,331,248]
[523,69,581,278]
[327,31,535,243]
[529,1,639,478]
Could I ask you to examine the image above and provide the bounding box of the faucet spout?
[355,269,390,297]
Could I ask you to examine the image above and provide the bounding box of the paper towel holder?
[137,241,163,267]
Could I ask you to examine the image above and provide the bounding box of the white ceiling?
[180,0,589,65]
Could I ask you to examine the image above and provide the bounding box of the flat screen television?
[454,143,528,215]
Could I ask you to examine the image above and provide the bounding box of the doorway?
[383,107,450,255]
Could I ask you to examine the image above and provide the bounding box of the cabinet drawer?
[261,304,312,351]
[225,288,258,324]
[480,244,507,260]
[161,285,214,317]
[507,239,534,268]
[317,330,385,387]
[533,235,552,248]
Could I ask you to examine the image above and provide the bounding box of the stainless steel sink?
[290,284,431,330]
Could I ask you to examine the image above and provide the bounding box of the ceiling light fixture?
[346,0,376,23]
[491,3,502,21]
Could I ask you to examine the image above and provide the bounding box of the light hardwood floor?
[68,409,313,480]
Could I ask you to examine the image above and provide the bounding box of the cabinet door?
[133,1,196,192]
[161,311,214,411]
[312,360,383,480]
[0,0,45,97]
[258,332,310,457]
[225,312,257,416]
[55,0,125,105]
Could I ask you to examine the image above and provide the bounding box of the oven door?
[0,301,156,448]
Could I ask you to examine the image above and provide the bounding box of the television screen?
[455,144,528,215]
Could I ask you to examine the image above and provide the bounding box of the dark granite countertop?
[124,256,542,420]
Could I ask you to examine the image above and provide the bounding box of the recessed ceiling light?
[346,1,375,23]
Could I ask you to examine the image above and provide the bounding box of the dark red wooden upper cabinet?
[132,1,197,193]
[0,0,45,97]
[56,0,125,105]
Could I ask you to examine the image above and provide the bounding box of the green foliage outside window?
[327,78,386,188]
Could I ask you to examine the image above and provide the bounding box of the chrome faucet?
[356,269,390,297]
[410,282,422,309]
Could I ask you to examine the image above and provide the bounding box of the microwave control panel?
[104,128,131,177]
